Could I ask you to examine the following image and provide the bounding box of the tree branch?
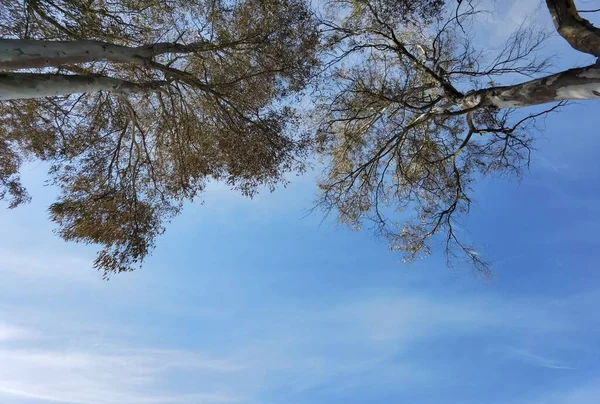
[0,39,230,70]
[461,63,600,108]
[546,0,600,57]
[0,73,166,100]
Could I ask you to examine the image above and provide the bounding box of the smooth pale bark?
[0,39,211,70]
[461,64,600,109]
[546,0,600,57]
[455,0,600,110]
[0,73,165,100]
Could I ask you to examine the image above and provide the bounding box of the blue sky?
[2,1,600,403]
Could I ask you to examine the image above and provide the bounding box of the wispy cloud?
[475,0,547,43]
[0,244,598,403]
[0,323,36,343]
[0,328,241,404]
[215,290,591,400]
[0,248,98,284]
[504,347,574,369]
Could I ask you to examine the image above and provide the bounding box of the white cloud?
[0,288,593,404]
[326,295,494,343]
[0,245,597,403]
[0,324,36,343]
[504,347,574,369]
[214,290,591,399]
[0,249,94,281]
[0,330,242,404]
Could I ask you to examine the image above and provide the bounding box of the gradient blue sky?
[2,1,600,403]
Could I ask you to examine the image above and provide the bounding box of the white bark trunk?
[461,64,600,109]
[0,73,164,100]
[0,39,141,69]
[0,39,209,70]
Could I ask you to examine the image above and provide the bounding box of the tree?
[3,0,600,277]
[315,0,600,274]
[0,0,319,275]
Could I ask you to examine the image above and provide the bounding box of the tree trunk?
[546,0,600,57]
[0,39,210,70]
[461,64,600,109]
[0,73,164,100]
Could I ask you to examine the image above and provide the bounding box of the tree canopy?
[1,0,600,276]
[314,0,600,273]
[0,0,319,275]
